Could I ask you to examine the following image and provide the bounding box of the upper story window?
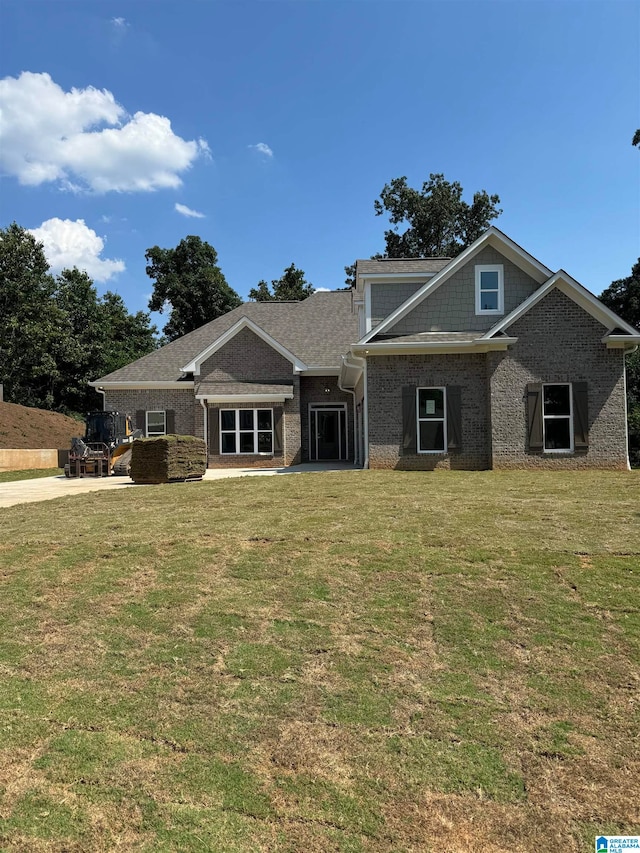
[475,264,504,315]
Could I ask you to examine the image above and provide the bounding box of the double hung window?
[417,387,446,453]
[146,411,166,436]
[220,409,273,455]
[475,265,504,314]
[542,384,573,451]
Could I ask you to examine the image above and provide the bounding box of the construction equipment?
[64,411,142,478]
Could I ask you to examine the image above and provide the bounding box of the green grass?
[0,468,62,482]
[0,470,639,851]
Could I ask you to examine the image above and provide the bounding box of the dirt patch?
[0,401,82,450]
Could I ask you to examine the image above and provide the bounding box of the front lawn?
[0,471,638,852]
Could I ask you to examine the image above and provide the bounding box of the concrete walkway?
[0,463,359,509]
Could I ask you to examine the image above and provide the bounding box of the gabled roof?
[481,270,640,342]
[92,291,358,385]
[182,317,306,375]
[357,227,552,343]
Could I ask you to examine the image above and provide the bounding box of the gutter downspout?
[338,358,358,467]
[363,356,369,469]
[623,345,638,471]
[96,387,106,408]
[200,399,208,464]
[340,354,367,470]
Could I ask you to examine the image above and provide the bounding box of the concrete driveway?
[0,463,358,509]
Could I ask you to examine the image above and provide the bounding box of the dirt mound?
[0,401,83,449]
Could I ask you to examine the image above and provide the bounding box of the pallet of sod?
[130,435,207,483]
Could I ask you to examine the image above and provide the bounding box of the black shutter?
[136,410,145,434]
[446,386,462,451]
[573,382,589,453]
[527,384,543,452]
[273,406,283,456]
[402,386,417,455]
[209,407,220,456]
[165,410,175,435]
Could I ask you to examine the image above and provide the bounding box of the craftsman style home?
[91,228,640,470]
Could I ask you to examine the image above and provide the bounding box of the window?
[543,384,573,452]
[220,408,273,454]
[417,387,446,453]
[475,264,504,314]
[146,411,166,436]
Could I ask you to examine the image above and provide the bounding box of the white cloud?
[29,218,125,282]
[175,202,205,218]
[314,287,331,292]
[0,71,209,193]
[111,16,128,27]
[249,142,274,158]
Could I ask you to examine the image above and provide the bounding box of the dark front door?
[317,410,339,460]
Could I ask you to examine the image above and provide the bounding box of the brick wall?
[366,353,490,469]
[299,376,354,462]
[199,327,293,382]
[388,246,540,335]
[103,389,196,437]
[488,287,629,469]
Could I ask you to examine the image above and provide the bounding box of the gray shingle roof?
[356,258,451,275]
[93,291,357,384]
[374,331,484,344]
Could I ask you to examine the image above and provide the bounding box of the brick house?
[91,228,640,470]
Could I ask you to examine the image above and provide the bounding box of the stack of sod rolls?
[130,435,206,484]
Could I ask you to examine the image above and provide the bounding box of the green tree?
[53,268,108,414]
[345,173,502,286]
[0,222,160,414]
[632,129,640,148]
[599,259,640,329]
[600,260,640,466]
[99,292,159,377]
[146,236,241,341]
[0,223,62,408]
[248,263,314,301]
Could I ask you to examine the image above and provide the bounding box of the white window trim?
[219,408,274,455]
[416,387,447,454]
[146,410,166,437]
[542,383,574,453]
[475,264,504,315]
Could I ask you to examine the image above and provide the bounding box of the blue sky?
[1,0,638,330]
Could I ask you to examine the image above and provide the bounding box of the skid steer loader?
[64,411,142,478]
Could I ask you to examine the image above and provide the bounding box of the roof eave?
[351,337,517,356]
[195,393,294,403]
[89,380,194,389]
[602,334,640,349]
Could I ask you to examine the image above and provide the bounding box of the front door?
[317,410,339,460]
[310,404,347,461]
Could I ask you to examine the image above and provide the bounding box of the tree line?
[0,223,158,414]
